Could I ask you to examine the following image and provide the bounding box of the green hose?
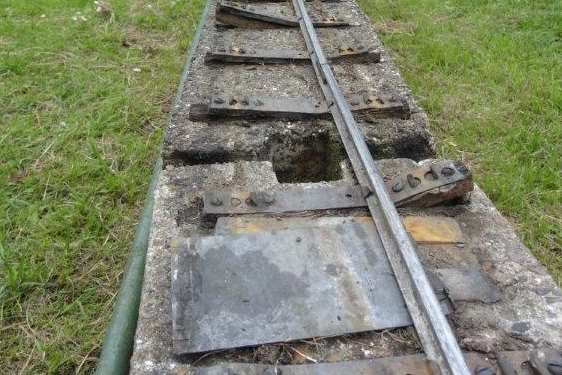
[95,2,211,373]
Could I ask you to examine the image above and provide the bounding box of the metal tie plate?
[205,46,381,64]
[215,215,465,244]
[189,93,409,121]
[216,1,351,28]
[202,161,473,216]
[202,184,369,216]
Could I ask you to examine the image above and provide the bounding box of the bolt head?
[392,180,404,192]
[210,196,223,206]
[441,166,455,177]
[262,192,275,205]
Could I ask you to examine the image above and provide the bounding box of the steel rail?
[290,0,471,373]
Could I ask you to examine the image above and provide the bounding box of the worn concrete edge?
[94,1,212,374]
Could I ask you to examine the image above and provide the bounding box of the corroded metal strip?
[291,0,471,373]
[189,94,408,121]
[216,0,350,28]
[203,185,369,216]
[215,215,464,245]
[205,46,381,64]
[202,161,472,215]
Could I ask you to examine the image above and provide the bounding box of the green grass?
[358,0,562,281]
[0,0,204,373]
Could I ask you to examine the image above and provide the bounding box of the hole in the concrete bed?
[268,132,343,183]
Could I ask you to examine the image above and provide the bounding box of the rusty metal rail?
[290,0,471,373]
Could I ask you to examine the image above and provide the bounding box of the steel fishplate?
[189,93,409,121]
[205,46,381,64]
[216,1,351,28]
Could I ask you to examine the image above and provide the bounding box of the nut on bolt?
[392,180,404,192]
[407,174,421,188]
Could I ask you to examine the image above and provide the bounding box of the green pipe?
[95,157,162,375]
[95,2,211,373]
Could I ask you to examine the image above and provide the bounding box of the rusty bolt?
[407,174,421,188]
[262,192,275,205]
[441,166,455,177]
[214,97,225,104]
[230,197,241,207]
[229,98,238,106]
[210,196,223,206]
[391,180,404,192]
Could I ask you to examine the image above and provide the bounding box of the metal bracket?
[203,185,369,216]
[205,46,381,64]
[189,93,409,121]
[202,161,472,216]
[216,1,351,28]
[387,160,473,207]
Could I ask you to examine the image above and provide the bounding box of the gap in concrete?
[269,132,343,183]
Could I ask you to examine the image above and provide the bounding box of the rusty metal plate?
[202,185,369,216]
[215,215,462,244]
[434,268,500,304]
[172,222,450,354]
[202,164,471,216]
[205,46,380,64]
[402,216,463,244]
[189,93,407,121]
[213,216,501,305]
[216,1,351,28]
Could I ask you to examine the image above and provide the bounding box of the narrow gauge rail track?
[123,0,562,374]
[291,0,469,373]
